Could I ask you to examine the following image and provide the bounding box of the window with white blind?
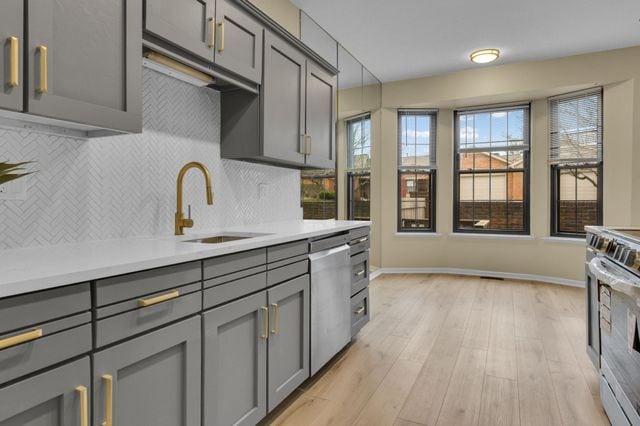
[346,114,371,220]
[454,105,530,234]
[549,88,603,237]
[397,109,437,232]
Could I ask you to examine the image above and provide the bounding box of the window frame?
[549,89,603,238]
[397,109,438,233]
[452,104,531,235]
[345,113,372,221]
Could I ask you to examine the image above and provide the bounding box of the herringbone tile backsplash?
[0,69,301,250]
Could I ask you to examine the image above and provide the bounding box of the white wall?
[0,69,301,250]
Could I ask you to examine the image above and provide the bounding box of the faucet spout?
[175,162,214,235]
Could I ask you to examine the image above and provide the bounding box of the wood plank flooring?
[264,274,609,426]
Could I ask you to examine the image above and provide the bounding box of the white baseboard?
[373,267,583,288]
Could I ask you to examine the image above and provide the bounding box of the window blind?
[456,105,530,154]
[397,109,437,170]
[549,88,602,165]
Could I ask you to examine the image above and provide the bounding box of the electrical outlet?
[259,183,269,200]
[0,178,27,200]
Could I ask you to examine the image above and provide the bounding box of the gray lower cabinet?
[214,0,264,83]
[0,357,90,426]
[267,275,310,411]
[204,291,268,426]
[144,0,215,61]
[26,0,142,133]
[304,61,337,169]
[0,0,22,112]
[93,316,201,426]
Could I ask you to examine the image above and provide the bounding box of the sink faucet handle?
[188,204,191,220]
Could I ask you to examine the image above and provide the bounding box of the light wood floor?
[264,274,609,426]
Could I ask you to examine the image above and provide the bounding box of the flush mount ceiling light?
[470,49,500,64]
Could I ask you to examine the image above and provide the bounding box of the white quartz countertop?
[0,220,370,298]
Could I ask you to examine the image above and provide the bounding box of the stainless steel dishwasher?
[309,234,351,375]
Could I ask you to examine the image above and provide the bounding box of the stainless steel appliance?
[587,227,640,425]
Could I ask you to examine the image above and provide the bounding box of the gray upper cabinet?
[262,31,307,166]
[0,357,90,426]
[93,316,201,426]
[26,0,142,133]
[0,0,22,112]
[203,291,268,426]
[144,0,215,61]
[214,0,264,83]
[305,61,337,169]
[267,275,310,411]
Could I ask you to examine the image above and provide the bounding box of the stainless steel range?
[587,227,640,426]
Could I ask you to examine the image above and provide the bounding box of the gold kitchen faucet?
[175,162,213,235]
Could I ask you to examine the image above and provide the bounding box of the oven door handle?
[589,257,640,305]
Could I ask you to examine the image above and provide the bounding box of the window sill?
[448,233,535,241]
[395,232,442,238]
[543,236,586,245]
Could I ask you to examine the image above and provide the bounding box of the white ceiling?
[292,0,640,82]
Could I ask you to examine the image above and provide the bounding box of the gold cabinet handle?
[355,269,366,277]
[0,328,43,350]
[260,306,269,339]
[36,45,47,94]
[354,306,365,315]
[138,290,179,307]
[101,374,113,426]
[208,17,215,48]
[271,303,279,335]
[75,385,89,426]
[357,237,368,244]
[7,36,19,87]
[217,21,225,52]
[306,135,312,155]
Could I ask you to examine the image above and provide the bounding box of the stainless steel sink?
[183,232,269,244]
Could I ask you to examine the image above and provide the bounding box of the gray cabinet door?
[26,0,142,133]
[0,0,22,112]
[203,291,268,426]
[262,31,306,166]
[93,316,201,426]
[214,0,263,84]
[267,275,310,411]
[0,357,90,426]
[145,0,215,61]
[305,61,337,169]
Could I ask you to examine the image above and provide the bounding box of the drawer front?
[350,288,370,337]
[96,262,201,307]
[267,260,309,287]
[349,237,370,256]
[351,252,369,296]
[0,283,90,335]
[267,240,308,263]
[203,248,267,280]
[95,290,201,347]
[0,320,91,385]
[349,226,370,241]
[204,272,266,309]
[309,234,349,253]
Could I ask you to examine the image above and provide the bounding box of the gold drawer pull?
[271,303,279,335]
[76,385,89,426]
[101,374,113,426]
[355,269,366,277]
[217,21,225,52]
[305,135,312,155]
[354,306,365,315]
[0,328,43,350]
[208,17,215,48]
[260,306,269,339]
[7,36,19,87]
[138,290,180,307]
[36,45,47,94]
[357,237,368,243]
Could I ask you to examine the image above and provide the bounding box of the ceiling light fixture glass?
[470,49,500,64]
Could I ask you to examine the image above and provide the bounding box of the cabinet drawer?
[349,236,370,256]
[267,260,309,286]
[203,248,266,280]
[351,288,370,337]
[204,272,266,309]
[351,252,369,296]
[309,234,349,253]
[267,240,308,263]
[0,314,91,385]
[349,226,370,242]
[0,283,90,335]
[95,284,201,347]
[95,262,201,307]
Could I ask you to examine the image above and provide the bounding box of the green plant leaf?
[0,172,33,185]
[0,161,33,173]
